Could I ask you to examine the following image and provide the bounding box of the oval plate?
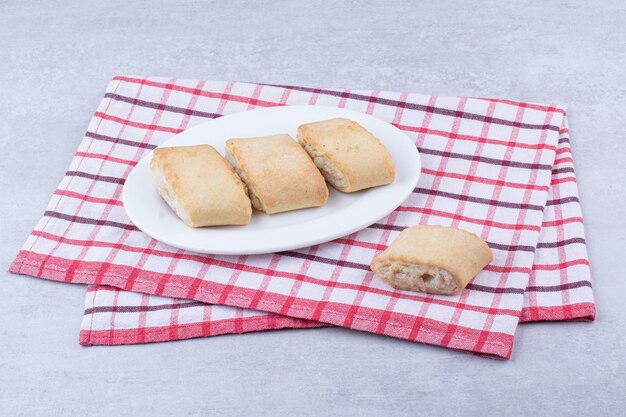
[122,105,421,255]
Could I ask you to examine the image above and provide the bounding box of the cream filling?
[298,136,348,189]
[374,262,458,294]
[225,151,264,212]
[152,167,192,226]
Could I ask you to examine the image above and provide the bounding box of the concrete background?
[1,1,624,416]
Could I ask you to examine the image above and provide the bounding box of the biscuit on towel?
[370,225,493,295]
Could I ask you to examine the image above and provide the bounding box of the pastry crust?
[150,144,252,227]
[297,118,396,192]
[370,225,493,295]
[225,134,329,214]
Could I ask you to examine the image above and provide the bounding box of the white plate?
[122,105,421,255]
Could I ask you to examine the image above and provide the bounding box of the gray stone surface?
[1,1,624,416]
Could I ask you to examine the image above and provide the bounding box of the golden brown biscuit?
[150,144,252,227]
[370,225,493,295]
[225,134,329,214]
[297,118,395,192]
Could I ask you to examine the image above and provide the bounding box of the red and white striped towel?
[10,76,595,359]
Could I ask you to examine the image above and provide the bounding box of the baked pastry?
[370,225,493,295]
[150,144,252,227]
[225,134,329,214]
[297,118,396,192]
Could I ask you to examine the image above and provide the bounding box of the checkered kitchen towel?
[79,285,323,345]
[79,122,594,346]
[10,76,595,359]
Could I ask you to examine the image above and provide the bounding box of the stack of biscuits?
[150,118,396,226]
